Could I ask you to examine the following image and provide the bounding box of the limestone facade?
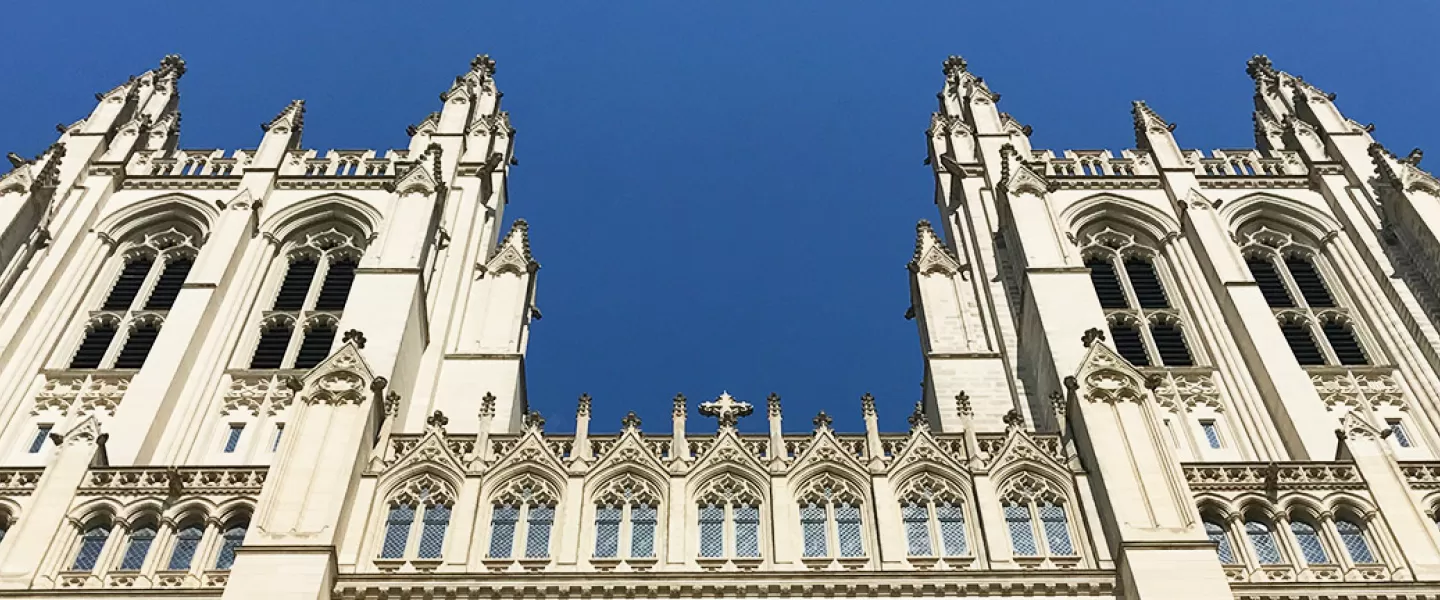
[0,53,1435,599]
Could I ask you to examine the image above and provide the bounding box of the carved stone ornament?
[812,410,833,431]
[483,219,539,276]
[1080,327,1106,348]
[523,410,546,432]
[908,401,929,433]
[698,392,753,429]
[298,342,374,405]
[620,411,641,432]
[426,410,449,433]
[955,391,972,418]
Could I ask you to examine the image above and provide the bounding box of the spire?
[482,219,540,276]
[1131,101,1175,149]
[262,99,306,136]
[908,219,962,275]
[997,143,1052,196]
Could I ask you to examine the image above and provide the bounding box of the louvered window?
[144,257,192,310]
[1322,321,1367,365]
[295,322,337,369]
[1285,256,1334,307]
[1244,230,1375,367]
[1247,257,1294,308]
[1110,324,1150,367]
[1086,258,1127,309]
[1281,321,1326,365]
[113,321,160,369]
[71,322,117,369]
[72,229,198,370]
[103,257,153,310]
[273,258,316,311]
[314,258,356,310]
[249,232,364,370]
[1124,257,1168,309]
[1150,321,1193,366]
[249,320,293,369]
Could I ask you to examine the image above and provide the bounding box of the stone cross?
[699,392,753,429]
[621,411,642,432]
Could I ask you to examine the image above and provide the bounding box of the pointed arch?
[789,464,872,506]
[162,497,218,525]
[892,469,972,503]
[260,194,382,244]
[685,460,770,502]
[1221,193,1342,243]
[584,461,669,506]
[1235,494,1282,521]
[379,465,462,508]
[67,498,124,529]
[118,498,167,525]
[1061,193,1181,244]
[211,498,257,528]
[482,463,566,506]
[94,193,218,243]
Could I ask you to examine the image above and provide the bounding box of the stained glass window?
[836,502,864,557]
[1290,520,1329,564]
[1335,519,1375,564]
[800,502,828,557]
[1039,503,1074,556]
[594,504,621,558]
[524,504,554,558]
[417,504,450,559]
[902,503,931,556]
[631,504,657,558]
[118,524,156,570]
[734,504,760,558]
[1005,504,1037,556]
[1204,520,1235,564]
[380,504,414,559]
[698,504,724,558]
[71,522,110,571]
[215,521,247,569]
[167,523,203,570]
[488,504,519,558]
[1246,520,1282,564]
[937,501,968,556]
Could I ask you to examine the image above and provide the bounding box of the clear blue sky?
[4,2,1438,434]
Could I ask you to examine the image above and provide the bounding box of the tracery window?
[214,518,248,569]
[378,476,455,561]
[695,474,762,560]
[1082,228,1195,368]
[998,473,1076,559]
[592,475,659,560]
[71,518,112,571]
[1241,227,1369,367]
[70,228,198,370]
[796,475,865,559]
[486,475,557,560]
[897,474,970,558]
[249,229,361,370]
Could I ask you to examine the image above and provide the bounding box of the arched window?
[117,520,157,570]
[897,474,969,558]
[1203,518,1236,564]
[214,518,247,569]
[1082,229,1195,367]
[795,475,865,559]
[249,229,362,370]
[695,474,763,560]
[592,475,660,560]
[1244,518,1283,565]
[1241,227,1370,367]
[71,228,198,370]
[378,479,455,561]
[999,473,1076,558]
[1289,517,1330,564]
[166,520,204,571]
[71,518,111,571]
[1334,518,1376,564]
[486,476,557,560]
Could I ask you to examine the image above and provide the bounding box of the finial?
[942,55,968,78]
[698,392,753,429]
[812,411,833,430]
[1003,409,1025,432]
[1246,55,1276,80]
[426,410,449,432]
[342,329,367,349]
[672,393,687,418]
[767,393,781,418]
[523,410,545,432]
[1049,390,1066,422]
[385,391,401,417]
[1064,376,1080,395]
[261,99,306,133]
[908,402,929,433]
[1081,327,1106,348]
[471,54,497,76]
[955,391,972,418]
[370,377,389,395]
[1404,148,1424,166]
[621,411,642,432]
[576,393,592,418]
[479,392,496,418]
[158,54,187,79]
[861,392,876,417]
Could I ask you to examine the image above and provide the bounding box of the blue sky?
[4,2,1438,435]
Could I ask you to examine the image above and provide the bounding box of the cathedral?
[0,52,1435,600]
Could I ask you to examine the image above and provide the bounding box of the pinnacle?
[158,54,187,80]
[262,99,306,133]
[942,55,967,77]
[1246,55,1276,80]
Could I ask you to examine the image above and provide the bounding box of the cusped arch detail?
[260,193,382,244]
[1221,193,1342,243]
[1061,193,1181,244]
[93,193,218,243]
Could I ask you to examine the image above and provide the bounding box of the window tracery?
[592,474,660,561]
[795,474,865,559]
[695,473,762,560]
[997,472,1076,559]
[378,475,457,561]
[487,474,558,560]
[70,227,199,370]
[1240,226,1371,367]
[896,473,970,559]
[1081,228,1196,368]
[248,228,362,370]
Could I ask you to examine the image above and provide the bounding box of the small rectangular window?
[1388,419,1413,448]
[271,424,284,452]
[1200,420,1222,449]
[223,424,244,453]
[28,425,52,453]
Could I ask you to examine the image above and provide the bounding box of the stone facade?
[0,53,1435,599]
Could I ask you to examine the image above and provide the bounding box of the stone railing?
[1183,462,1365,492]
[1399,462,1440,490]
[1185,149,1304,177]
[0,468,43,495]
[78,466,268,496]
[1029,149,1156,177]
[129,149,251,177]
[280,149,408,178]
